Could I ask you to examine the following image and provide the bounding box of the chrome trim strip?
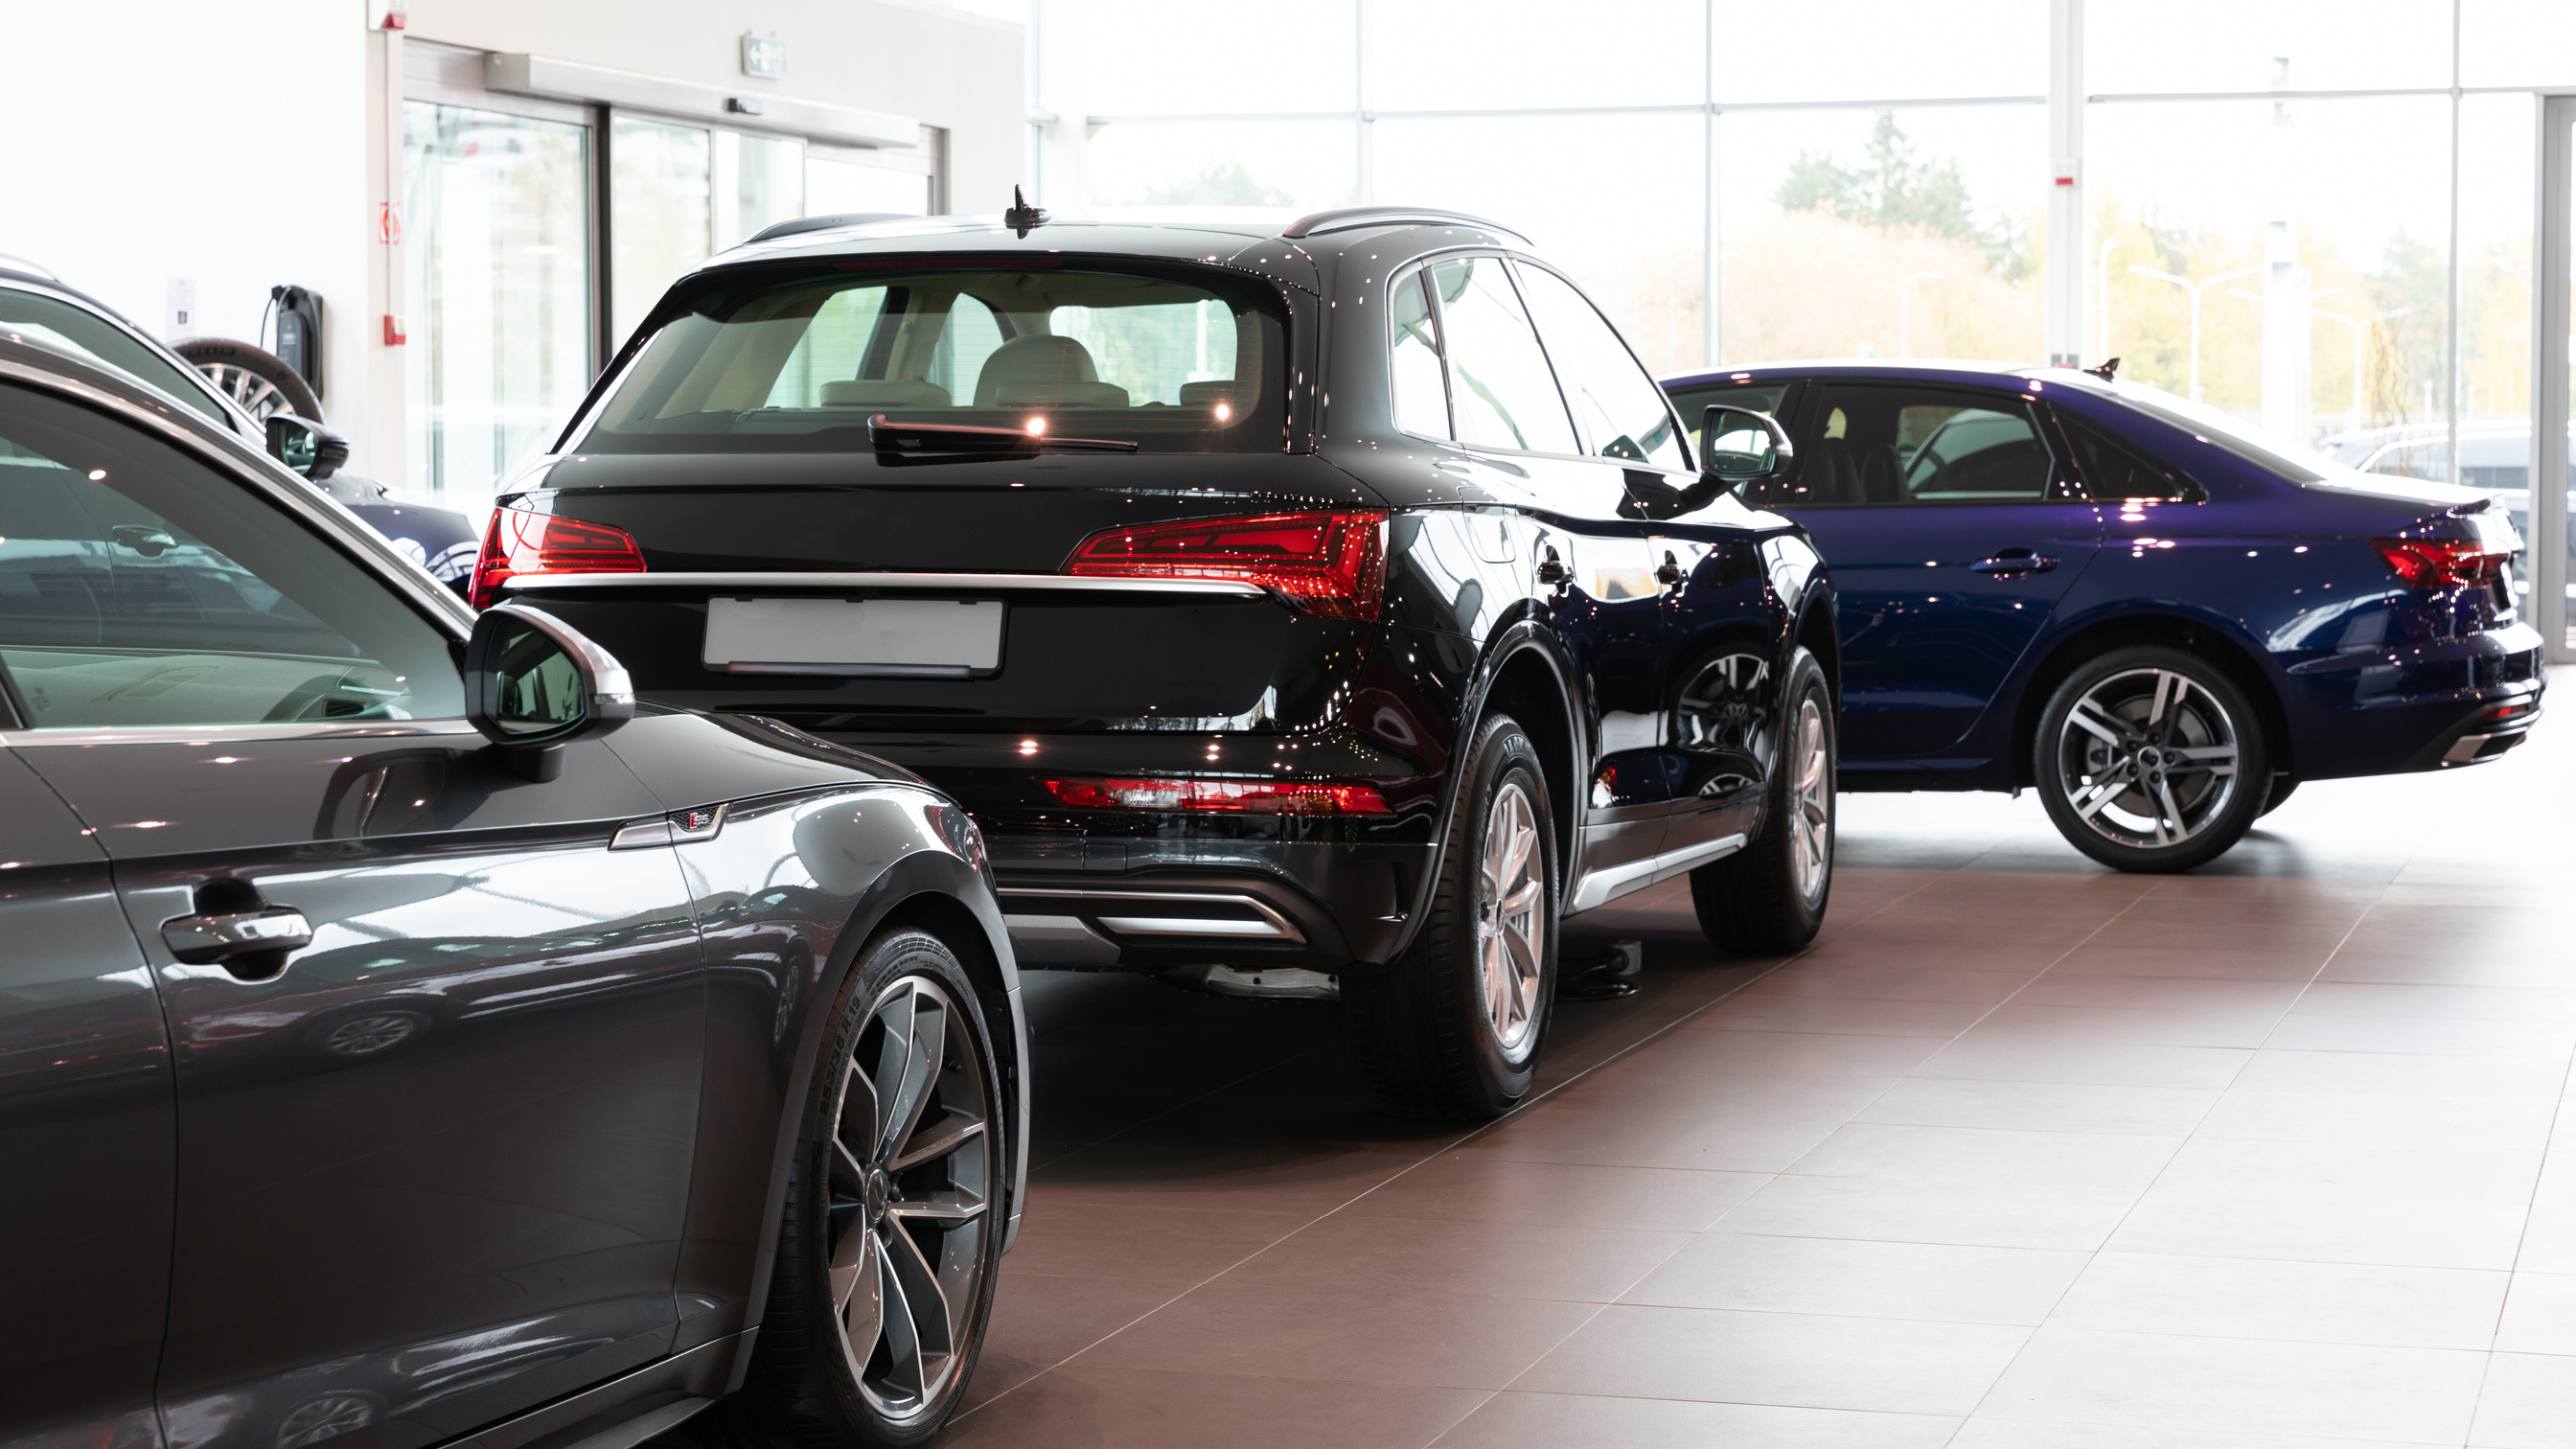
[2443,732,2496,763]
[504,571,1272,598]
[610,819,675,850]
[998,887,1307,945]
[1567,832,1747,914]
[1,720,482,748]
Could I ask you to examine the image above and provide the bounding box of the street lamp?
[2130,263,2263,401]
[2097,241,2118,363]
[1899,271,1943,358]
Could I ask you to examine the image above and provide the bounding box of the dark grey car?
[0,339,1027,1449]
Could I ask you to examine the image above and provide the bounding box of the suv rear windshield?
[573,262,1287,455]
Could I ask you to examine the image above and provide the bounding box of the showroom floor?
[775,671,2576,1447]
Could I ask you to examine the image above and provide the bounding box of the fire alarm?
[381,3,408,29]
[383,314,407,346]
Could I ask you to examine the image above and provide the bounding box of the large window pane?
[2086,0,2451,95]
[1377,112,1707,375]
[1078,0,1353,115]
[2461,0,2576,89]
[1369,0,1701,111]
[718,131,804,250]
[1089,119,1356,215]
[2088,95,2450,447]
[1715,105,2045,369]
[610,116,711,345]
[402,101,590,503]
[1714,0,2045,105]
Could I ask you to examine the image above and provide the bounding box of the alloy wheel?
[823,975,995,1423]
[1475,781,1546,1054]
[1788,697,1831,901]
[195,363,291,421]
[2052,666,2242,851]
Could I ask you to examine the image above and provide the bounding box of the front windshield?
[575,262,1287,454]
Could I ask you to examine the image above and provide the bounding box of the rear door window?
[1426,257,1577,455]
[1798,383,2072,505]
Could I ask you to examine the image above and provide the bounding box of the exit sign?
[742,34,784,80]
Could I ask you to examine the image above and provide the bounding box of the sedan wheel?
[2036,646,2270,873]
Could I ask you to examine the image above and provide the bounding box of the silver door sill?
[1567,833,1747,914]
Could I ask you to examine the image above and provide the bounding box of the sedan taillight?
[1041,777,1392,815]
[1064,510,1386,618]
[471,508,647,609]
[2373,537,2511,588]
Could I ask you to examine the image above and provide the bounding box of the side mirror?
[265,413,350,481]
[463,604,635,781]
[1700,403,1793,485]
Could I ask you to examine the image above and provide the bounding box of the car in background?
[0,259,479,592]
[0,335,1026,1449]
[1663,360,2545,872]
[473,204,1838,1121]
[2317,419,2576,610]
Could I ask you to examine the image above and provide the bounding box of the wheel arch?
[2007,609,2291,789]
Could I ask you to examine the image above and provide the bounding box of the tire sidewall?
[2035,646,2270,873]
[1773,650,1836,928]
[780,928,1006,1447]
[1451,717,1558,1104]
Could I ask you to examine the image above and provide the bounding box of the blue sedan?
[1662,361,2546,871]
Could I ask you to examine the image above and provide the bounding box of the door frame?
[2535,93,2573,664]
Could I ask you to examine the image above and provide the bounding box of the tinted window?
[582,264,1286,454]
[0,288,232,428]
[0,382,462,729]
[1798,384,2062,505]
[1427,258,1577,455]
[2058,409,2192,500]
[1390,269,1450,439]
[1513,264,1690,472]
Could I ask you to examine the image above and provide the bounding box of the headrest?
[819,379,954,409]
[974,334,1102,407]
[1178,380,1246,411]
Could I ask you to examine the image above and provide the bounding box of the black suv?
[484,204,1838,1117]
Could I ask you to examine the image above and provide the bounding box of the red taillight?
[2373,537,2509,588]
[1064,509,1386,618]
[470,508,647,609]
[1040,777,1392,815]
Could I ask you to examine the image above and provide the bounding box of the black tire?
[1690,648,1835,954]
[742,928,1006,1448]
[2259,775,2299,816]
[177,337,322,424]
[2035,646,2271,873]
[1346,714,1557,1120]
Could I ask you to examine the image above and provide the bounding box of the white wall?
[0,1,379,464]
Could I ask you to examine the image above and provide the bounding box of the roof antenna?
[2085,356,2120,382]
[1004,185,1048,239]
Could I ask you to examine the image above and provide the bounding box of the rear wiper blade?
[867,414,1138,462]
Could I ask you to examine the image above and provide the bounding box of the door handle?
[162,908,313,965]
[1433,460,1472,474]
[1970,550,2058,575]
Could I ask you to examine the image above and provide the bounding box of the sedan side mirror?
[1700,403,1793,485]
[265,413,350,481]
[464,604,635,781]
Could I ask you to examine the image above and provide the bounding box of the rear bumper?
[989,845,1432,975]
[2283,623,2546,780]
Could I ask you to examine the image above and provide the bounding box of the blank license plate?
[703,597,1004,677]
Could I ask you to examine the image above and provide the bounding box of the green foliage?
[1776,113,2026,277]
[1138,161,1293,208]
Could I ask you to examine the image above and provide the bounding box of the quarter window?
[1426,258,1577,455]
[1390,269,1451,440]
[0,383,462,730]
[1511,264,1691,472]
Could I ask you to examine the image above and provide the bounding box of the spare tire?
[177,337,321,424]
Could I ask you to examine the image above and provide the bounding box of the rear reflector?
[2373,537,2510,588]
[1064,510,1385,618]
[1041,777,1392,815]
[471,508,647,609]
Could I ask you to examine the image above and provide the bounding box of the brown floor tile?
[1073,1274,1600,1388]
[1213,1211,1691,1303]
[1744,962,2041,1002]
[963,1272,1186,1410]
[1001,1197,1313,1283]
[1453,1098,1866,1174]
[1689,994,1996,1037]
[942,1365,1489,1449]
[1431,1390,1960,1447]
[1514,1303,2030,1414]
[1343,1152,1767,1231]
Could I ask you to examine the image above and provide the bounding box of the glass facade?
[610,115,713,344]
[402,101,592,503]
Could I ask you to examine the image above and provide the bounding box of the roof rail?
[1280,206,1528,242]
[745,212,918,245]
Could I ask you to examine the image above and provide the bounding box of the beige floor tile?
[2259,1012,2576,1059]
[1853,1078,2220,1136]
[1718,1171,2148,1251]
[1951,1420,2436,1448]
[2291,980,2576,1024]
[2104,1138,2543,1270]
[1782,1121,2183,1192]
[1622,1230,2088,1324]
[2228,1048,2568,1100]
[1979,1325,2486,1442]
[1513,1303,2029,1414]
[2049,1251,2508,1349]
[1432,1391,1959,1448]
[2499,1274,2576,1356]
